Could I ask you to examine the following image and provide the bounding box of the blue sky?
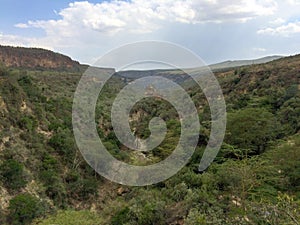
[1,0,300,64]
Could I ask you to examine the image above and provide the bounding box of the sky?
[1,0,300,65]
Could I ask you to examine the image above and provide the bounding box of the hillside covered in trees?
[0,48,299,224]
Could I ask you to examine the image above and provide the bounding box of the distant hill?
[115,69,190,84]
[0,45,82,71]
[209,55,284,71]
[115,55,285,84]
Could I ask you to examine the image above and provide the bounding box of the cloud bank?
[16,0,277,35]
[258,21,300,36]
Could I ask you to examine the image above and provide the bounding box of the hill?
[0,49,299,224]
[0,45,82,72]
[209,55,284,71]
[115,55,285,84]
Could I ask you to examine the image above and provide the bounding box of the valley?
[0,46,299,224]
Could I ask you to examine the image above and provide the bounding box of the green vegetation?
[0,53,299,224]
[226,107,278,155]
[0,159,27,191]
[8,193,48,225]
[33,210,103,225]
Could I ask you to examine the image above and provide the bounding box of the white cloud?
[269,17,285,25]
[286,0,300,5]
[253,47,267,52]
[14,23,30,28]
[0,33,35,47]
[0,32,64,51]
[258,21,300,36]
[17,0,278,35]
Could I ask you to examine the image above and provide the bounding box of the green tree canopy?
[225,108,278,154]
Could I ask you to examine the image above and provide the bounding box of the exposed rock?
[36,126,53,138]
[0,45,81,71]
[0,95,7,114]
[0,136,10,152]
[20,100,27,112]
[0,186,11,210]
[117,187,129,196]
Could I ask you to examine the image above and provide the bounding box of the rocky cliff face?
[0,45,81,71]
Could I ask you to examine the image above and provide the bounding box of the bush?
[48,128,75,162]
[0,159,27,190]
[44,182,67,207]
[67,176,98,201]
[185,208,206,225]
[130,198,166,225]
[38,154,66,207]
[18,115,37,131]
[171,182,189,202]
[111,207,131,225]
[8,194,44,225]
[33,210,103,225]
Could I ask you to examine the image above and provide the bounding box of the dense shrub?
[48,128,75,162]
[130,198,166,225]
[8,194,45,225]
[111,207,131,225]
[18,115,37,131]
[67,177,98,200]
[0,159,27,190]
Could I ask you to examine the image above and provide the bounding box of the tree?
[225,108,278,154]
[279,97,300,135]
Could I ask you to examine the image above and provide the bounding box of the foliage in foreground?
[33,210,103,225]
